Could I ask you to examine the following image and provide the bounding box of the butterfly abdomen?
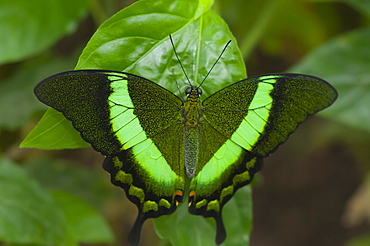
[183,90,202,178]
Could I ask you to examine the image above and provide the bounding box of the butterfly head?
[185,87,202,97]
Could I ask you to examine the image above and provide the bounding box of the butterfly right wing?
[188,73,337,244]
[35,70,185,245]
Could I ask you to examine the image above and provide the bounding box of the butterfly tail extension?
[187,193,226,245]
[215,214,227,245]
[128,213,146,246]
[188,149,263,244]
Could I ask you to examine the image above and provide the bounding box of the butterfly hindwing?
[188,74,337,243]
[35,70,186,245]
[188,119,263,244]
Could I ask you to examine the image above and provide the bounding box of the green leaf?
[22,0,252,244]
[20,108,89,149]
[52,191,114,244]
[24,0,246,150]
[155,186,252,246]
[347,234,370,246]
[0,0,88,64]
[219,0,330,59]
[0,156,67,245]
[24,158,114,208]
[0,53,78,131]
[289,27,370,133]
[341,0,370,18]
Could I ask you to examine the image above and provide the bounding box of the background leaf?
[0,156,114,246]
[22,0,246,150]
[20,0,253,244]
[24,157,113,208]
[0,54,78,131]
[20,109,89,149]
[0,156,67,245]
[155,186,252,246]
[341,0,370,18]
[289,27,370,133]
[0,0,88,64]
[51,191,114,244]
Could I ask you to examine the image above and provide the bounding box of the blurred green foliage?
[0,0,369,245]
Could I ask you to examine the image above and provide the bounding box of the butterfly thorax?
[183,87,202,178]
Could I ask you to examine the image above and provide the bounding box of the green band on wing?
[108,77,183,192]
[131,138,183,193]
[193,139,242,192]
[108,76,148,150]
[231,81,275,150]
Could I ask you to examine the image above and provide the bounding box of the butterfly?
[34,61,337,245]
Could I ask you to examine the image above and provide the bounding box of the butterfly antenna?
[197,40,232,89]
[170,35,193,88]
[172,68,185,102]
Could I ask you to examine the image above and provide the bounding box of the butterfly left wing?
[189,73,337,244]
[34,70,186,245]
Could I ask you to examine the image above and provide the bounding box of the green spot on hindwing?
[195,199,208,209]
[233,171,250,186]
[115,170,133,184]
[246,157,257,169]
[143,200,158,213]
[220,185,234,203]
[159,198,171,209]
[129,185,145,203]
[207,200,220,212]
[112,156,123,169]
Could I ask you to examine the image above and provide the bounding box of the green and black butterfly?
[34,60,337,244]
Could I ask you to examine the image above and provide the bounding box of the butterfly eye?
[197,88,202,95]
[185,87,192,95]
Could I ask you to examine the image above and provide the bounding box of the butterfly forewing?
[35,70,123,155]
[202,73,337,156]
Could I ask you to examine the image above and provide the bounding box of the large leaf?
[24,158,113,208]
[155,186,252,246]
[0,53,78,131]
[0,0,88,64]
[21,108,89,149]
[52,191,114,244]
[342,0,370,18]
[22,0,246,150]
[218,0,329,59]
[289,27,370,133]
[0,156,114,246]
[0,157,67,245]
[22,0,252,244]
